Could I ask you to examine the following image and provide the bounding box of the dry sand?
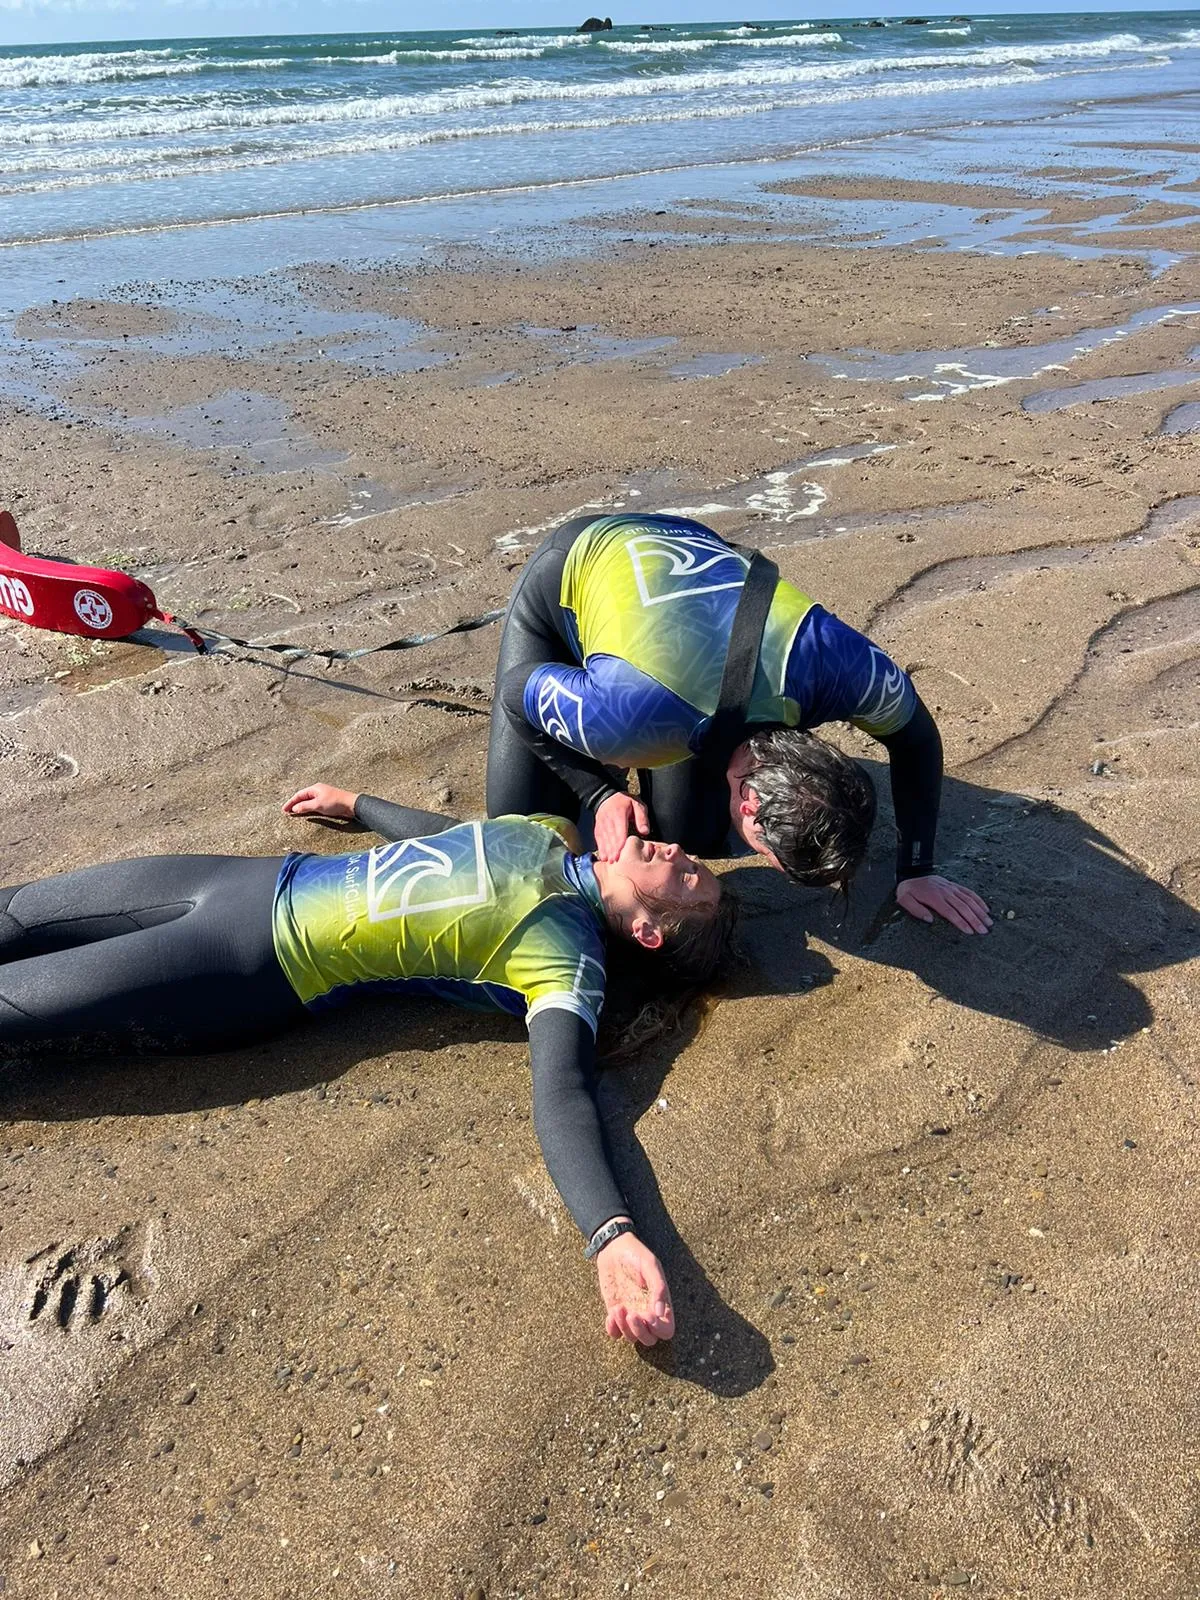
[0,169,1199,1600]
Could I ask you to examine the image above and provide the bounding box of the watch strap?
[584,1218,636,1260]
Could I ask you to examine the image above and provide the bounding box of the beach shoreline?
[1,75,1199,1599]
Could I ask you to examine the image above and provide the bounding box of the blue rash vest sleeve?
[519,656,701,768]
[793,607,917,739]
[526,1006,630,1240]
[497,663,625,811]
[787,611,941,879]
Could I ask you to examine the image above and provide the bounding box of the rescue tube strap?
[699,548,779,768]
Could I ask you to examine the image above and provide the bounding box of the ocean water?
[0,11,1198,245]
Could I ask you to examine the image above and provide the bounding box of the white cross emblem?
[73,589,114,631]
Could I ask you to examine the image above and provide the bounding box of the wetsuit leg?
[639,761,734,857]
[0,855,303,1055]
[486,518,598,820]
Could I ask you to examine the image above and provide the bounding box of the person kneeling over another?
[487,511,991,936]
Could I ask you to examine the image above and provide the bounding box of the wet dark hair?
[632,875,739,985]
[599,874,738,1062]
[741,726,877,894]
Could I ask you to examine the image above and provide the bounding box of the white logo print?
[73,589,113,631]
[366,823,490,923]
[856,645,909,731]
[570,952,607,1013]
[626,533,749,608]
[0,574,33,618]
[537,676,591,754]
[527,950,608,1030]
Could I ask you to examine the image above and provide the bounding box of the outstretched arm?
[526,1007,674,1346]
[353,794,458,841]
[283,784,459,841]
[877,696,991,934]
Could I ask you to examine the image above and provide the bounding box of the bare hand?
[282,783,359,822]
[596,1233,674,1347]
[593,792,650,863]
[896,874,992,934]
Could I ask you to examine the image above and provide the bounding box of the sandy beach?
[1,89,1199,1600]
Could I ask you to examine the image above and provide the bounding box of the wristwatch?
[584,1218,636,1260]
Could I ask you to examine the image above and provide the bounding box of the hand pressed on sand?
[282,783,359,821]
[896,874,992,935]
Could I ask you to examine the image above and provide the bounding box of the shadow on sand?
[2,768,1196,1395]
[732,761,1200,1051]
[0,964,779,1398]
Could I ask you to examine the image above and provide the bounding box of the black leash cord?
[177,605,508,661]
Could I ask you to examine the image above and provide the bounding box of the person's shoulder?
[518,812,586,853]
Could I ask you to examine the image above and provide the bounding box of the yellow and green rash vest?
[523,513,915,768]
[271,815,607,1034]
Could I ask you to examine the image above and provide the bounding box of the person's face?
[726,744,782,870]
[599,837,719,948]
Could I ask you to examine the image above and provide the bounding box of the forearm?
[352,794,460,842]
[526,1009,631,1241]
[878,694,943,881]
[496,668,623,813]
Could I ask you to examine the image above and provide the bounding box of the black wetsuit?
[0,798,628,1241]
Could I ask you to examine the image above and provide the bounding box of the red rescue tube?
[0,511,203,649]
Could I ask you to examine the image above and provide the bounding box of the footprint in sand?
[20,1222,149,1337]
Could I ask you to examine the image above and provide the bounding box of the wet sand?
[0,158,1199,1600]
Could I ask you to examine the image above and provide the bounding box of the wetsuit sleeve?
[798,608,917,739]
[876,693,942,882]
[352,795,460,841]
[497,654,701,806]
[526,1007,630,1240]
[496,665,625,812]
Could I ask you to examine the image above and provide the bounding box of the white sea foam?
[719,23,813,33]
[0,50,288,88]
[326,45,558,62]
[0,67,1089,192]
[451,33,591,48]
[3,24,1177,101]
[0,44,1135,146]
[599,32,844,53]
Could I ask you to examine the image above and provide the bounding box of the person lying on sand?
[0,787,734,1347]
[487,511,991,935]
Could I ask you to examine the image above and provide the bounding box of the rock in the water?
[578,16,614,30]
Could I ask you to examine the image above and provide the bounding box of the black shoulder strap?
[702,548,779,760]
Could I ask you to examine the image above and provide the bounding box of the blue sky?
[0,0,1191,47]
